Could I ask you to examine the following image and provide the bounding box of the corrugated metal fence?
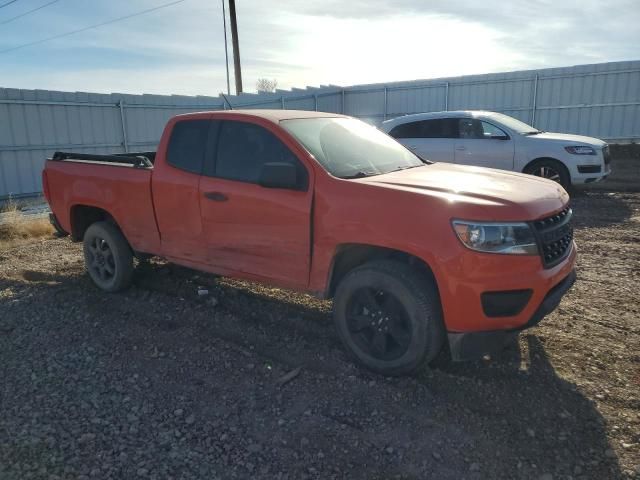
[2,60,639,198]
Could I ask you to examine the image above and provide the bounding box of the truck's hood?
[527,131,606,147]
[359,163,569,220]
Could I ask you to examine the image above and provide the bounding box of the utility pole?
[221,0,230,95]
[228,0,242,94]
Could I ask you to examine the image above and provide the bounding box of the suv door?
[198,119,312,288]
[454,118,515,170]
[388,119,456,162]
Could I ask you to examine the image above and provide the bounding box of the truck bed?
[44,151,161,254]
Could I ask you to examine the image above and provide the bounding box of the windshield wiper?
[523,130,544,136]
[391,164,425,173]
[340,171,379,179]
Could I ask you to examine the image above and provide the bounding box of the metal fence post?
[314,94,318,111]
[341,89,346,114]
[445,82,449,111]
[281,96,285,109]
[118,100,129,153]
[531,74,539,126]
[383,87,388,120]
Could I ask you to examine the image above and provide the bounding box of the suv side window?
[215,121,308,189]
[389,119,457,139]
[480,121,509,139]
[166,120,212,174]
[422,119,458,138]
[458,119,509,139]
[389,121,422,138]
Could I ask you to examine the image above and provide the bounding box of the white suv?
[380,111,611,189]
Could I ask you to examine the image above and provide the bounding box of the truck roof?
[175,109,347,123]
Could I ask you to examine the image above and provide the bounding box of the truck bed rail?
[51,151,155,169]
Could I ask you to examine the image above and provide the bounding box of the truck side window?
[166,120,211,174]
[215,121,307,188]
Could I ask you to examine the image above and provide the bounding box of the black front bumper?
[447,270,577,361]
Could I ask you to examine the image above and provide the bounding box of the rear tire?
[333,260,444,376]
[524,159,571,190]
[83,221,134,292]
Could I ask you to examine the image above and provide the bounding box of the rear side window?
[389,121,423,138]
[215,121,307,188]
[423,119,457,138]
[389,119,457,139]
[166,120,211,174]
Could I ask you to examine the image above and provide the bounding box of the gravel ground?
[1,191,639,479]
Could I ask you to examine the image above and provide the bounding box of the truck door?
[198,119,312,288]
[454,118,515,170]
[152,117,216,262]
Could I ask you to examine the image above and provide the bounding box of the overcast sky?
[1,0,638,96]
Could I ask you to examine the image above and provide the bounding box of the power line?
[221,0,230,95]
[0,0,187,54]
[0,0,20,9]
[0,0,61,26]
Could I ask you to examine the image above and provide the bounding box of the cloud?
[0,0,638,95]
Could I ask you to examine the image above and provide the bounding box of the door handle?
[203,191,228,202]
[456,146,467,151]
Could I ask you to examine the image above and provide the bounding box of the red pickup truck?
[43,110,576,375]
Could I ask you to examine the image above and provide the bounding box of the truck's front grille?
[533,206,573,268]
[602,145,611,165]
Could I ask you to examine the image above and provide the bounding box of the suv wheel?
[333,260,444,376]
[524,159,571,190]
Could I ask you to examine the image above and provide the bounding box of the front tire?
[83,221,133,292]
[524,159,571,190]
[333,260,444,376]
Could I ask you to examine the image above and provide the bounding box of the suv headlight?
[452,221,538,255]
[565,146,596,155]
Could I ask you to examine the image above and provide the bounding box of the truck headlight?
[452,221,538,255]
[565,146,596,155]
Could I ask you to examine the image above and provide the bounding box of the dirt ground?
[1,166,639,479]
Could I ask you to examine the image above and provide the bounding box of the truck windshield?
[280,117,425,178]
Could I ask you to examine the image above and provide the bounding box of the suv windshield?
[280,117,425,178]
[488,112,541,135]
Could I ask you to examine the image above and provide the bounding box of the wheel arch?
[325,243,439,299]
[69,204,118,241]
[522,156,568,174]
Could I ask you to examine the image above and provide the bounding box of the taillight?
[42,169,50,202]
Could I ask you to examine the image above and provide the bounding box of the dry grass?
[0,200,54,249]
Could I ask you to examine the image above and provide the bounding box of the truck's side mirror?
[259,162,298,189]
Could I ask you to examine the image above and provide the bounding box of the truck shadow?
[427,334,622,478]
[133,261,622,477]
